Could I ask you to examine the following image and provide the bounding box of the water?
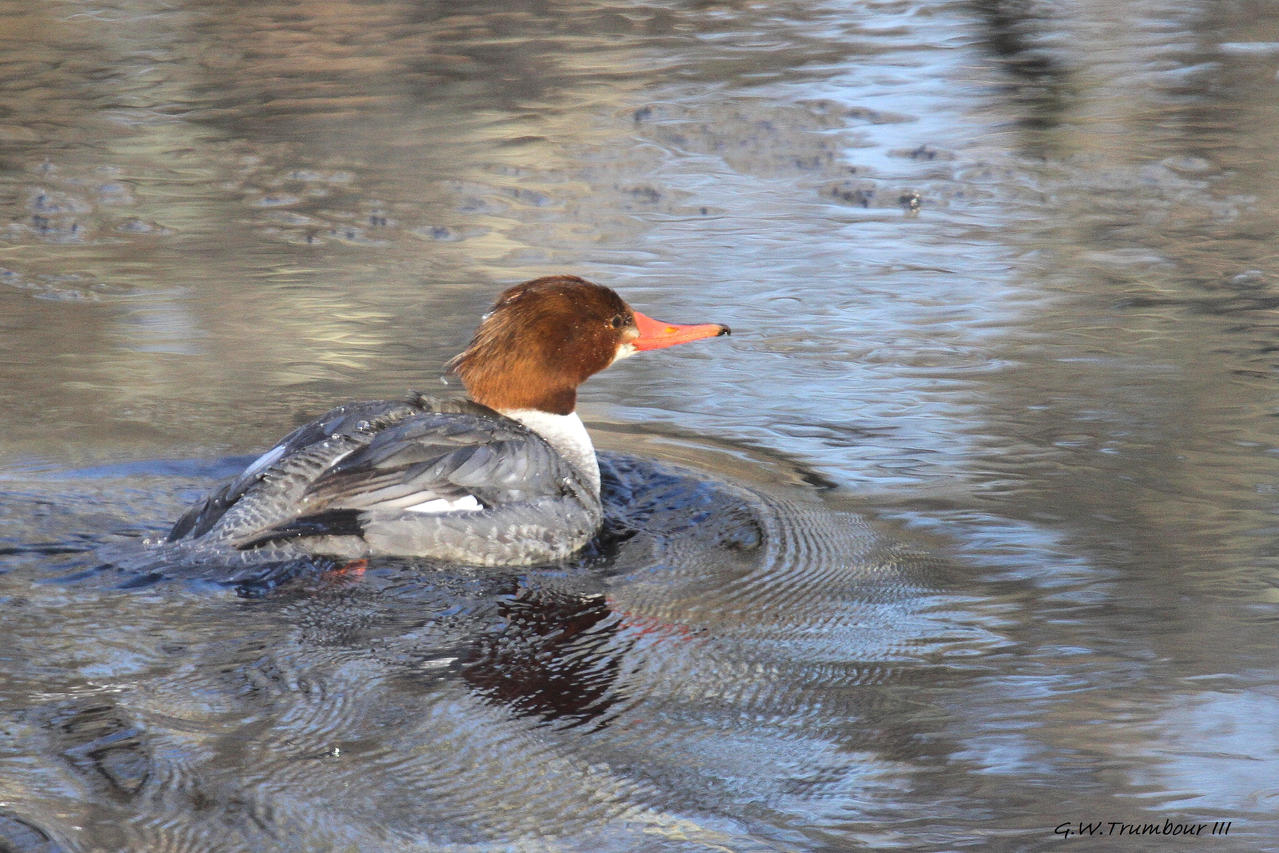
[2,0,1278,849]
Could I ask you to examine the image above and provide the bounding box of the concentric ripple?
[0,445,1001,850]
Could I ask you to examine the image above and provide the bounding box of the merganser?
[165,275,730,566]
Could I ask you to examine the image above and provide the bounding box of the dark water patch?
[0,812,64,853]
[45,701,152,799]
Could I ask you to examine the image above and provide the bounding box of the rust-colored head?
[447,275,730,415]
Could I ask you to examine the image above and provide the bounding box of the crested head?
[448,275,730,415]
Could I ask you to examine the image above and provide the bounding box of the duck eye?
[610,314,625,328]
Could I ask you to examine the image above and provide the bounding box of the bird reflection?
[457,584,630,730]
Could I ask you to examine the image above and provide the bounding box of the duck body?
[165,276,729,567]
[167,395,602,566]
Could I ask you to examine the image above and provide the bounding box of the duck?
[165,275,730,566]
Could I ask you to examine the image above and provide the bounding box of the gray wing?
[167,398,424,541]
[294,413,576,515]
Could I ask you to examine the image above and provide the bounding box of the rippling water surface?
[2,0,1278,849]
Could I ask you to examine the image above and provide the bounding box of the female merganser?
[165,275,730,566]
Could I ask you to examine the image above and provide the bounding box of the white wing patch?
[243,443,288,478]
[404,495,483,514]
